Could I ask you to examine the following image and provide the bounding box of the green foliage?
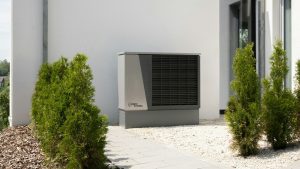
[293,60,300,136]
[0,85,9,131]
[262,41,297,150]
[32,54,108,168]
[225,43,262,156]
[0,59,10,76]
[60,55,108,169]
[32,58,69,157]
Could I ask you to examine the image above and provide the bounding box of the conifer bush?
[0,86,9,131]
[59,54,108,169]
[32,58,69,157]
[225,43,262,156]
[262,41,297,150]
[32,54,108,168]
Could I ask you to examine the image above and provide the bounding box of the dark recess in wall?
[220,110,225,114]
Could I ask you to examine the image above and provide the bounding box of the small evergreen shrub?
[0,85,9,131]
[262,41,297,150]
[293,60,300,136]
[59,54,108,169]
[225,43,262,156]
[32,58,69,157]
[0,59,10,76]
[32,54,108,168]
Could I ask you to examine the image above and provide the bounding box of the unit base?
[119,110,199,129]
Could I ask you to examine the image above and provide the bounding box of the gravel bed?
[127,119,300,169]
[0,126,119,169]
[0,126,47,169]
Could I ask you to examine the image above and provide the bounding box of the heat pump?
[118,52,200,128]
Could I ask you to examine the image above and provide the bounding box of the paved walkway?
[105,126,231,169]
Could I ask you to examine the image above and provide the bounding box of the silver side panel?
[118,54,148,111]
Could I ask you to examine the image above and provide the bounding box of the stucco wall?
[11,0,43,126]
[12,0,221,125]
[219,0,239,110]
[291,0,300,90]
[264,0,300,90]
[265,0,282,77]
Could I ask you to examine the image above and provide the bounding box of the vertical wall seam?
[43,0,48,63]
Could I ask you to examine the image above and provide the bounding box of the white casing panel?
[118,54,148,111]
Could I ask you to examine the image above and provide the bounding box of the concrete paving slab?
[105,126,232,169]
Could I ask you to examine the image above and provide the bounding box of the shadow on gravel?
[254,141,300,159]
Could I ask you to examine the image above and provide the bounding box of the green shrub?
[0,85,9,131]
[32,58,69,157]
[225,43,262,156]
[32,54,108,168]
[262,41,297,150]
[59,54,108,169]
[0,59,10,76]
[293,60,300,136]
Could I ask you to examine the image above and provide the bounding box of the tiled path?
[105,126,231,169]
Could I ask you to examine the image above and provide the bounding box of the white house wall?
[219,0,239,111]
[220,0,294,110]
[291,0,300,90]
[11,0,221,126]
[12,0,300,126]
[11,0,43,126]
[265,0,282,77]
[264,0,300,91]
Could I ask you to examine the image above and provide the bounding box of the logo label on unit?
[128,103,143,108]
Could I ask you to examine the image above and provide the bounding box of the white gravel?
[127,117,300,169]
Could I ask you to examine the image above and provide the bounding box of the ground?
[2,119,300,169]
[0,126,118,169]
[126,118,300,169]
[0,126,47,169]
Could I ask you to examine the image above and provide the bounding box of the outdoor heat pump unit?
[118,52,200,128]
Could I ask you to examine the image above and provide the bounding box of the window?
[240,0,256,49]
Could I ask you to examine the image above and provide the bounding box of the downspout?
[43,0,48,63]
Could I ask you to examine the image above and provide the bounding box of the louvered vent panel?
[152,55,198,106]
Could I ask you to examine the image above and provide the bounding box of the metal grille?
[152,55,199,106]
